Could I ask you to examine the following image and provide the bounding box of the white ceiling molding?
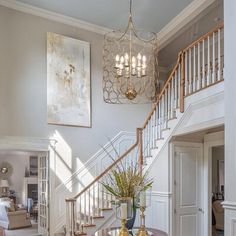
[0,0,110,35]
[157,0,217,49]
[0,0,216,47]
[0,135,55,152]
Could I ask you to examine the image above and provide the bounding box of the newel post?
[137,128,143,174]
[180,51,185,113]
[65,198,77,236]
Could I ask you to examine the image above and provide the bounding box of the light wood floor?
[5,223,39,236]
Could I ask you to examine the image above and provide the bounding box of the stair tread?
[162,127,170,131]
[83,223,96,227]
[93,215,104,219]
[75,232,87,236]
[101,207,112,211]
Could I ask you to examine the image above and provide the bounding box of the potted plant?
[102,161,153,230]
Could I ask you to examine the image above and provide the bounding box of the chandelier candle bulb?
[124,53,129,67]
[120,203,128,219]
[115,55,120,68]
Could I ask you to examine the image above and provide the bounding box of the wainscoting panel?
[135,192,170,234]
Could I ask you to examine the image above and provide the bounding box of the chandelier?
[103,0,158,104]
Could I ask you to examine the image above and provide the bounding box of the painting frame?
[47,32,91,128]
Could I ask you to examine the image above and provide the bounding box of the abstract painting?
[47,32,91,127]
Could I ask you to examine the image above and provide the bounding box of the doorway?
[171,128,224,236]
[0,150,49,236]
[211,146,224,236]
[173,142,204,236]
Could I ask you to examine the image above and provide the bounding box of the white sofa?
[0,198,31,229]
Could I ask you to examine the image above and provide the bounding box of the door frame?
[0,135,55,235]
[170,141,204,236]
[203,131,224,236]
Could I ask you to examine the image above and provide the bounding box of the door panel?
[38,152,49,236]
[175,143,203,236]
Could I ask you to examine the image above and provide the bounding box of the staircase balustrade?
[65,23,224,236]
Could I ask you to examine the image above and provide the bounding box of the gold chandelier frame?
[103,0,159,104]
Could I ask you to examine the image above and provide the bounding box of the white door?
[38,152,49,236]
[174,143,204,236]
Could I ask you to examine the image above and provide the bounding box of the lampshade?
[0,179,9,188]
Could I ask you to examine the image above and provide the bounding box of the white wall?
[224,0,236,235]
[0,5,151,175]
[0,152,31,203]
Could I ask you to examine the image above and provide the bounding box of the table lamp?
[0,179,9,196]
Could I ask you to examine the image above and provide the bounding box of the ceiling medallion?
[103,0,158,104]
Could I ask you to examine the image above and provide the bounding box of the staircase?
[63,23,224,236]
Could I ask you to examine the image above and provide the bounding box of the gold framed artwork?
[47,32,91,127]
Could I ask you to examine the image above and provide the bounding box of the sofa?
[0,197,31,230]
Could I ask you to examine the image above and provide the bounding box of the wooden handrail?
[183,22,224,52]
[142,52,182,129]
[67,128,140,200]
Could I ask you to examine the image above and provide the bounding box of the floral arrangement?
[102,161,153,199]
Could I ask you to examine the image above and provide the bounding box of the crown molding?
[0,0,110,35]
[157,0,217,49]
[0,0,217,47]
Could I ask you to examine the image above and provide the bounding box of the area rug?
[5,223,39,236]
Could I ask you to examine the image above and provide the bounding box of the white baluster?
[212,32,215,83]
[185,51,188,95]
[148,122,151,156]
[198,42,201,90]
[142,127,145,157]
[202,39,205,88]
[171,78,175,118]
[66,201,70,235]
[160,96,163,131]
[153,112,156,147]
[207,36,211,85]
[158,103,161,139]
[84,194,87,225]
[97,183,100,216]
[178,66,181,107]
[174,73,178,109]
[145,127,148,157]
[165,90,168,128]
[218,29,221,81]
[168,84,171,120]
[92,184,95,220]
[193,45,196,92]
[79,197,82,229]
[189,48,192,94]
[154,108,158,141]
[153,110,156,147]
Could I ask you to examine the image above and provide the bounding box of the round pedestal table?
[93,227,167,236]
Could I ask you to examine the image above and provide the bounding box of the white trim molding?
[0,135,53,151]
[203,130,224,236]
[157,0,218,49]
[0,0,218,48]
[222,201,236,211]
[0,0,109,35]
[152,191,172,198]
